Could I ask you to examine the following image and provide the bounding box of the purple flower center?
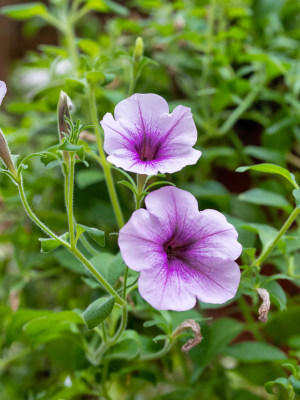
[135,135,162,162]
[163,240,190,261]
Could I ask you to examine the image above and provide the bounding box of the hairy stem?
[68,153,76,248]
[18,176,124,306]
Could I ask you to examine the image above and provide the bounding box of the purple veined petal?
[0,81,7,105]
[118,186,242,311]
[138,258,197,311]
[101,93,201,175]
[145,186,200,226]
[138,257,240,310]
[156,105,198,147]
[114,93,169,123]
[107,146,201,175]
[185,209,243,262]
[118,208,169,272]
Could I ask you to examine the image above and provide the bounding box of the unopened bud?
[57,90,73,141]
[0,81,7,105]
[133,37,144,64]
[257,288,270,322]
[172,319,203,353]
[0,129,17,178]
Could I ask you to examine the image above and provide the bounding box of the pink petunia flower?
[118,186,242,311]
[101,93,201,175]
[0,81,7,105]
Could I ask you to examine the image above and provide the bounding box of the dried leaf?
[257,288,270,322]
[172,319,203,353]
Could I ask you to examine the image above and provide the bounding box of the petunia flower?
[101,93,201,175]
[118,186,242,311]
[0,81,7,105]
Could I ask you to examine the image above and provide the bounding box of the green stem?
[128,66,136,97]
[136,174,147,209]
[122,266,129,300]
[140,339,173,361]
[108,305,128,345]
[18,176,124,306]
[18,176,68,247]
[88,86,124,228]
[255,207,300,267]
[72,247,124,305]
[68,153,76,248]
[219,88,260,136]
[65,17,79,70]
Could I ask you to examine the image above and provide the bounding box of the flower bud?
[257,288,270,322]
[57,90,73,142]
[133,37,144,64]
[172,319,203,353]
[0,81,7,106]
[0,129,17,178]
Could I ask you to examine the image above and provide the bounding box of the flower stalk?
[254,207,300,268]
[17,174,124,306]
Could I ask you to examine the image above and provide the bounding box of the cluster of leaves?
[0,0,300,399]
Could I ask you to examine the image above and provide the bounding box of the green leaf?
[244,146,285,164]
[293,188,300,209]
[1,3,48,20]
[239,188,292,211]
[102,73,115,86]
[190,318,244,383]
[290,375,300,395]
[24,311,84,347]
[117,180,137,194]
[65,78,86,93]
[224,342,287,362]
[146,181,176,191]
[86,71,105,86]
[90,252,125,287]
[58,138,83,152]
[76,224,105,246]
[263,280,287,311]
[103,0,129,16]
[75,168,105,189]
[236,164,299,188]
[104,330,141,360]
[265,377,289,394]
[83,296,115,330]
[6,309,52,346]
[39,233,69,253]
[239,222,278,249]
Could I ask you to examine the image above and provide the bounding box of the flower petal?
[188,209,242,262]
[157,105,198,147]
[145,186,199,227]
[0,81,7,105]
[138,257,240,310]
[118,208,167,272]
[138,258,197,311]
[114,93,169,123]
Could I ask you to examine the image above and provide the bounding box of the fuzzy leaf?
[83,296,115,330]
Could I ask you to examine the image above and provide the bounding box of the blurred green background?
[0,0,300,399]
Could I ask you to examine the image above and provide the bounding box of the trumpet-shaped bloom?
[101,93,201,175]
[0,81,7,105]
[118,186,242,311]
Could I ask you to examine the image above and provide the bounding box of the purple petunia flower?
[101,93,201,175]
[0,81,7,106]
[118,186,242,311]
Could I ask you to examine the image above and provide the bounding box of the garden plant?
[0,0,300,399]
